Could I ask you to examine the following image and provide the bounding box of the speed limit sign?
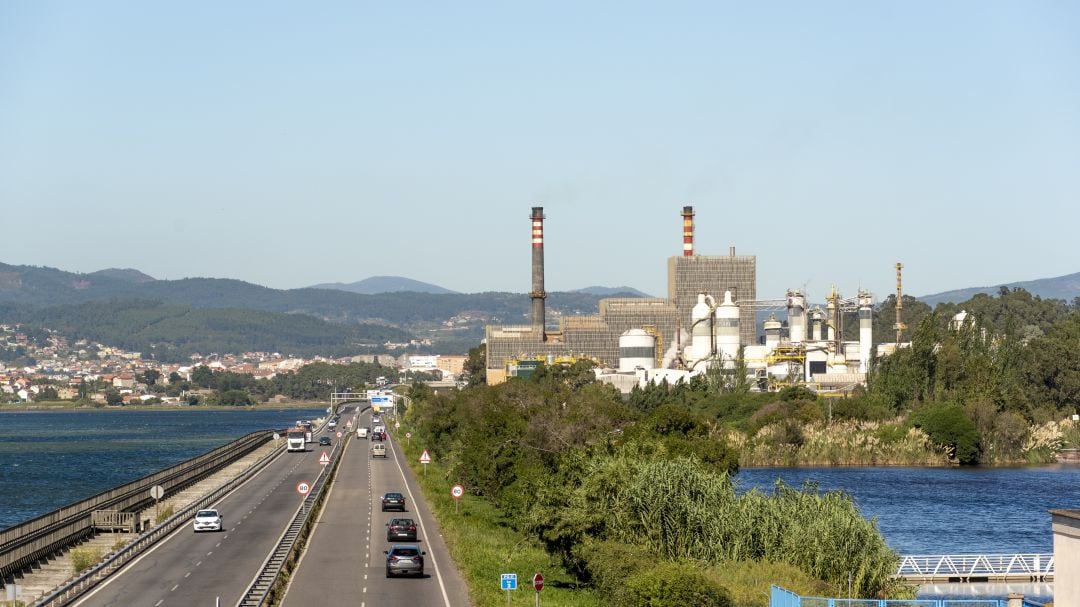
[297,481,311,496]
[451,484,464,499]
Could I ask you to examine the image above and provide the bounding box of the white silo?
[763,314,782,353]
[787,290,807,344]
[809,307,825,342]
[858,290,873,373]
[690,293,713,364]
[714,290,740,367]
[619,329,657,372]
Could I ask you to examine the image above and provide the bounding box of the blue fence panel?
[770,586,1046,607]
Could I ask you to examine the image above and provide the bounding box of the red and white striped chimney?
[682,205,695,257]
[530,207,547,338]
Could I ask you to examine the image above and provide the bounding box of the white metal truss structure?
[894,553,1054,582]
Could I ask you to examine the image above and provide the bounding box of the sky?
[2,1,1078,302]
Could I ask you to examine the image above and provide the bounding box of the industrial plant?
[484,206,906,393]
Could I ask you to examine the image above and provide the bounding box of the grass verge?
[394,428,603,606]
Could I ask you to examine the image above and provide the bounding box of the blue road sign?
[500,573,518,590]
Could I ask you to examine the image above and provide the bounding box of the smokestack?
[530,207,547,338]
[682,206,694,256]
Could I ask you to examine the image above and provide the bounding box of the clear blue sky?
[2,1,1078,302]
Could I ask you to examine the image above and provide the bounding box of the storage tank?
[858,290,873,373]
[715,291,740,367]
[619,329,657,372]
[691,293,713,363]
[763,314,782,353]
[787,290,807,343]
[809,307,825,342]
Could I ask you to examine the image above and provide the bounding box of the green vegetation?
[401,367,909,603]
[70,546,103,573]
[155,504,175,525]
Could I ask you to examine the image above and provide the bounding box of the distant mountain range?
[309,276,458,295]
[574,286,655,298]
[917,271,1080,307]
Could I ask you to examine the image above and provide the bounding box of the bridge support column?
[1007,593,1023,607]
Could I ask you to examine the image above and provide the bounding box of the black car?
[385,545,424,577]
[319,436,332,446]
[386,517,417,541]
[381,492,406,511]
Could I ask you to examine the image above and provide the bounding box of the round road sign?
[451,484,464,499]
[149,485,164,500]
[336,431,342,438]
[406,432,412,439]
[296,481,311,496]
[532,571,544,592]
[273,432,280,441]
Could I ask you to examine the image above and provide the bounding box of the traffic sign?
[419,450,432,464]
[451,484,464,499]
[149,485,164,500]
[319,451,330,465]
[296,481,311,496]
[273,432,280,441]
[336,431,342,438]
[532,571,544,592]
[500,573,517,590]
[394,421,401,429]
[406,432,412,439]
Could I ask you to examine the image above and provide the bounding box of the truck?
[286,427,307,452]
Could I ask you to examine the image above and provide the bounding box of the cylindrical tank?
[826,296,836,342]
[619,329,657,372]
[810,308,824,341]
[715,291,740,367]
[787,290,807,344]
[858,290,873,373]
[763,314,782,353]
[691,293,712,363]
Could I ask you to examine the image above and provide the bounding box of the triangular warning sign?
[319,451,330,465]
[419,449,432,464]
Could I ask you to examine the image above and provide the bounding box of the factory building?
[485,206,753,385]
[484,205,897,392]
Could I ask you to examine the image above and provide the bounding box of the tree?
[35,386,59,401]
[105,390,124,406]
[191,365,215,389]
[461,344,487,387]
[140,369,161,386]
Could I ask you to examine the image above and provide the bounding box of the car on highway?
[386,517,418,541]
[192,508,222,532]
[381,491,406,511]
[328,420,337,430]
[357,427,369,438]
[384,545,425,577]
[372,443,387,458]
[319,436,332,446]
[372,416,381,425]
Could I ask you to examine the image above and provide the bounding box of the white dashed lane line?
[171,585,179,592]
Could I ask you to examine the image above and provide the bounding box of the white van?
[371,443,386,458]
[357,427,369,439]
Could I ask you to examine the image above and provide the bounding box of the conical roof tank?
[715,290,740,367]
[764,314,782,352]
[691,293,712,362]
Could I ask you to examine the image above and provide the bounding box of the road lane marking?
[171,585,179,592]
[155,601,163,606]
[184,572,191,578]
[389,442,452,607]
[196,561,202,566]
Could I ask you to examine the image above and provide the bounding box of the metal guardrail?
[0,428,279,583]
[34,436,290,606]
[235,432,346,607]
[771,585,1047,607]
[895,554,1055,582]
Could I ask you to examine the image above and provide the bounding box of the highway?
[68,407,468,607]
[280,409,470,606]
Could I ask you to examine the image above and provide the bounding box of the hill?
[309,275,458,295]
[573,285,653,298]
[918,271,1080,307]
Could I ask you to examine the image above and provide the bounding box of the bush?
[71,546,103,573]
[155,504,175,525]
[623,562,732,607]
[911,403,982,464]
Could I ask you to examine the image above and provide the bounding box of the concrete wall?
[1052,508,1080,607]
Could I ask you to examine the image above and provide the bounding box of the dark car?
[385,545,425,577]
[386,517,417,541]
[381,492,406,511]
[371,431,385,442]
[319,436,332,446]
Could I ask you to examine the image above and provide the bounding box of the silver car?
[385,545,425,577]
[193,509,222,532]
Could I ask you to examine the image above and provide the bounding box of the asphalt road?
[72,419,341,607]
[281,410,471,607]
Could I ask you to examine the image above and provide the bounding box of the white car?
[193,509,222,532]
[357,427,369,438]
